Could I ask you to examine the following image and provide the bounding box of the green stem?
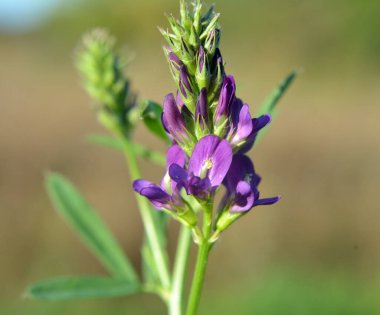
[185,210,213,315]
[121,137,171,290]
[169,226,192,315]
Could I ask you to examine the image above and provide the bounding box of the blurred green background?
[1,0,380,314]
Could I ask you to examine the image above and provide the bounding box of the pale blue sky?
[0,0,64,32]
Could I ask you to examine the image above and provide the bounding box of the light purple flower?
[169,135,232,198]
[133,144,186,210]
[227,98,253,145]
[221,154,280,212]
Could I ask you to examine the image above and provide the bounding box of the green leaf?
[141,100,169,143]
[46,173,138,282]
[256,70,299,141]
[86,134,166,167]
[257,70,299,116]
[27,276,140,300]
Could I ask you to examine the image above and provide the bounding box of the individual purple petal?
[215,75,236,124]
[176,91,184,109]
[223,154,255,193]
[133,179,171,209]
[237,114,272,154]
[195,88,208,129]
[254,196,281,206]
[231,104,253,144]
[230,181,254,213]
[168,51,182,71]
[162,93,187,140]
[169,163,189,190]
[179,65,193,98]
[189,135,232,187]
[166,144,186,169]
[187,175,211,198]
[252,114,272,133]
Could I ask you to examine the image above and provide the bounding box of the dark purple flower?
[179,65,193,98]
[198,46,205,73]
[221,154,280,212]
[215,75,236,124]
[195,88,208,129]
[162,93,188,141]
[237,114,272,153]
[169,135,232,198]
[133,179,172,209]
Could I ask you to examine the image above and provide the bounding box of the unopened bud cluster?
[77,29,137,136]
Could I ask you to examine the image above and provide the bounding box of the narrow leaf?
[257,70,299,116]
[141,100,170,143]
[256,70,299,142]
[27,276,140,300]
[86,134,166,167]
[46,173,138,282]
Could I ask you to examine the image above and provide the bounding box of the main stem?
[121,136,171,290]
[185,210,213,315]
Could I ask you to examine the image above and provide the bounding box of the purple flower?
[162,93,188,141]
[227,98,253,145]
[221,154,280,213]
[133,144,186,210]
[179,65,193,98]
[195,88,209,129]
[215,75,236,124]
[198,46,205,73]
[169,135,232,198]
[133,179,172,209]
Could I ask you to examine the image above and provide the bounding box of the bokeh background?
[1,0,380,314]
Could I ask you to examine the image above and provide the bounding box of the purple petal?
[179,65,192,98]
[230,181,254,212]
[176,91,184,109]
[166,144,186,169]
[252,114,272,133]
[188,175,211,198]
[254,196,281,206]
[215,75,236,123]
[237,114,272,154]
[162,93,187,140]
[133,179,171,208]
[232,104,253,144]
[169,163,189,190]
[195,88,208,128]
[189,135,233,187]
[223,154,255,193]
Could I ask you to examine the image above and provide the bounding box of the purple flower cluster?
[133,2,279,232]
[133,76,279,228]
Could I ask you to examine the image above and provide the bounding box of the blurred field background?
[1,0,380,314]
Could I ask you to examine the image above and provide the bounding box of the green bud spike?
[199,13,220,40]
